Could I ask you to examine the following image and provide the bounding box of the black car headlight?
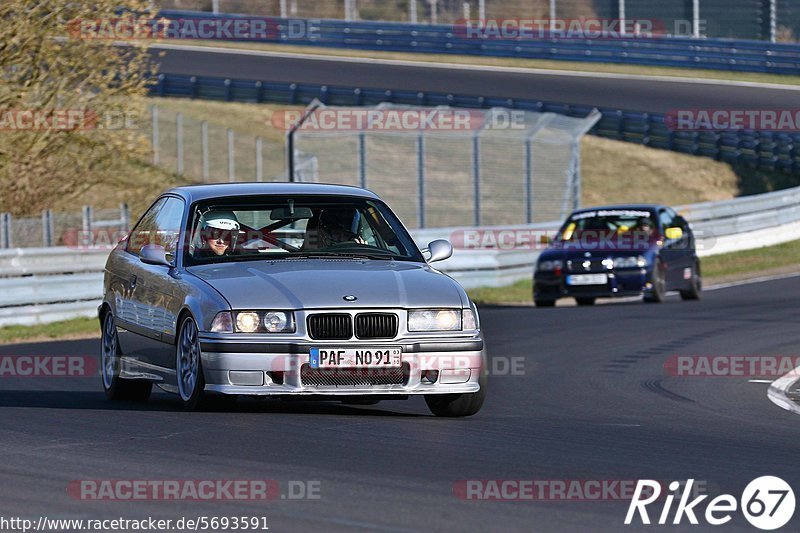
[537,259,563,272]
[611,255,648,269]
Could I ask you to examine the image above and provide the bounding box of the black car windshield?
[557,209,658,243]
[186,196,424,264]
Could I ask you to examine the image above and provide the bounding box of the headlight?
[408,309,462,332]
[236,312,261,333]
[537,259,563,272]
[233,311,295,333]
[462,308,478,330]
[263,311,292,333]
[612,255,648,269]
[210,312,233,333]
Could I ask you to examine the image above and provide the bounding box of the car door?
[658,208,691,289]
[131,196,186,371]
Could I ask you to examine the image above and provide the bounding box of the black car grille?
[301,363,410,387]
[355,313,398,339]
[307,314,352,340]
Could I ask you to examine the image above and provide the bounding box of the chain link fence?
[158,0,798,42]
[290,102,600,228]
[0,206,130,250]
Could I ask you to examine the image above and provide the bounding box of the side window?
[154,197,185,256]
[126,198,167,255]
[658,209,675,230]
[126,197,185,256]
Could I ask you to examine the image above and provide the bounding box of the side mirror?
[426,239,453,263]
[665,227,684,240]
[140,244,174,267]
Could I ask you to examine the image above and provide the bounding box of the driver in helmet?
[311,208,367,249]
[197,210,240,257]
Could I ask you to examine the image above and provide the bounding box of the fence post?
[462,2,470,20]
[201,121,209,182]
[417,134,426,229]
[280,0,287,18]
[82,205,93,249]
[227,128,236,182]
[549,0,556,32]
[430,0,438,24]
[524,138,533,224]
[176,112,184,175]
[479,0,485,20]
[472,132,481,226]
[409,0,417,23]
[1,213,12,249]
[618,0,626,37]
[692,0,701,38]
[42,210,54,247]
[120,203,130,233]
[358,132,367,189]
[256,137,264,182]
[151,104,159,166]
[769,0,777,43]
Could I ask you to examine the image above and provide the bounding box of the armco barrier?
[158,11,800,76]
[150,74,800,176]
[3,184,800,325]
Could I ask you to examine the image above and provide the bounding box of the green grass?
[182,40,800,87]
[467,239,800,305]
[0,317,99,345]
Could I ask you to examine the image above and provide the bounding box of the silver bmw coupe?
[100,183,486,416]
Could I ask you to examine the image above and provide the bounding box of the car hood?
[187,259,466,310]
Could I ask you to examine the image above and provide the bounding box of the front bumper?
[534,268,649,300]
[198,336,485,396]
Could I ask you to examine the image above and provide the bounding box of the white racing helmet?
[198,210,240,253]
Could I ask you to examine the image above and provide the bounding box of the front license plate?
[567,273,608,285]
[310,347,402,369]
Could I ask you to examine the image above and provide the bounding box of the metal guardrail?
[150,73,800,176]
[159,10,800,75]
[3,183,800,325]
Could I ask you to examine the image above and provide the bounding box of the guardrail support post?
[227,128,235,182]
[256,137,264,182]
[417,134,426,228]
[42,210,54,247]
[176,112,184,176]
[201,121,209,182]
[1,213,12,249]
[82,206,93,249]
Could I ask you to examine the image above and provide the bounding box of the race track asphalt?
[152,46,800,113]
[2,277,799,532]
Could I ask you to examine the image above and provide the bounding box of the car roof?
[570,204,664,215]
[167,182,381,203]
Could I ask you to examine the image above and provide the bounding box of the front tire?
[100,311,152,401]
[644,260,666,303]
[680,260,702,300]
[177,316,207,411]
[425,359,487,417]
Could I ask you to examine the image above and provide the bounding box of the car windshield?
[186,196,424,264]
[557,209,658,243]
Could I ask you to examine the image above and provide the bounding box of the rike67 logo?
[625,477,795,530]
